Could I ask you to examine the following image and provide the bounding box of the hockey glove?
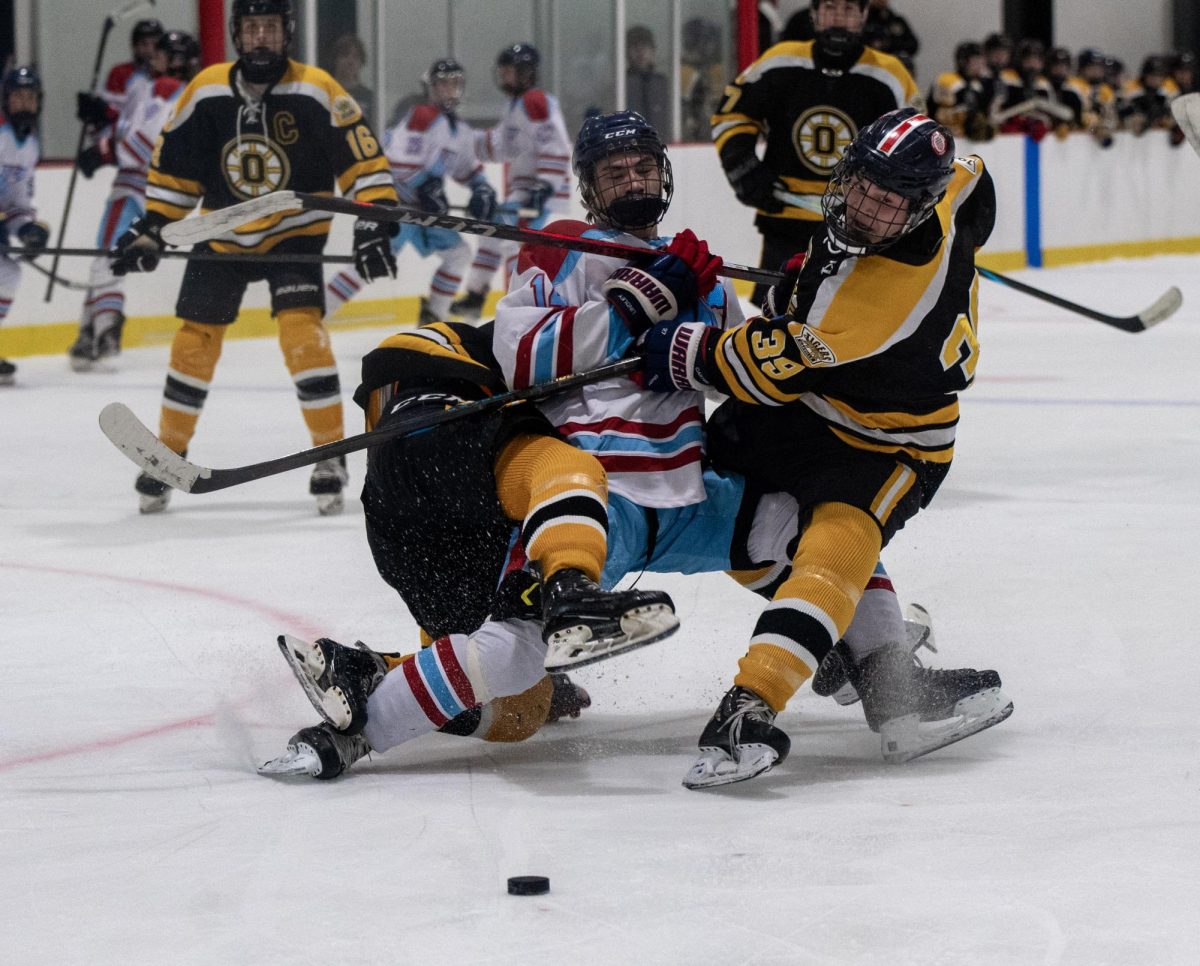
[110,216,166,275]
[17,220,50,255]
[762,251,808,318]
[726,156,786,214]
[525,179,556,217]
[467,178,498,221]
[601,252,698,338]
[415,176,449,214]
[76,91,112,127]
[353,203,399,282]
[639,319,718,393]
[77,142,112,179]
[664,229,722,298]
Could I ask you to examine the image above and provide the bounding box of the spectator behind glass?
[680,17,725,142]
[626,25,669,133]
[329,34,375,124]
[863,0,919,75]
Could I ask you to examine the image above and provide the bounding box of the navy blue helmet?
[496,42,540,94]
[573,110,673,232]
[158,30,202,81]
[424,58,466,112]
[132,19,164,44]
[3,66,43,138]
[822,108,956,254]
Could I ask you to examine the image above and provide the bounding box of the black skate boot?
[96,312,125,359]
[848,644,1012,763]
[683,686,791,789]
[812,603,937,705]
[546,672,592,722]
[541,568,679,671]
[449,289,485,321]
[418,297,440,325]
[68,325,100,372]
[309,455,348,516]
[135,470,172,514]
[276,634,387,735]
[0,358,15,386]
[258,722,371,779]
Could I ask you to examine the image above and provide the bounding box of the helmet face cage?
[231,0,295,83]
[3,66,42,137]
[573,111,673,232]
[812,0,868,58]
[822,109,955,255]
[495,43,539,94]
[425,59,465,112]
[157,31,202,81]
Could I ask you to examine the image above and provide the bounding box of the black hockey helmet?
[954,41,985,76]
[822,107,956,254]
[495,42,540,94]
[423,58,466,113]
[1016,38,1046,72]
[3,65,42,138]
[132,19,164,44]
[157,30,202,82]
[230,0,295,85]
[1140,54,1170,82]
[573,110,673,232]
[1077,48,1105,72]
[811,0,868,60]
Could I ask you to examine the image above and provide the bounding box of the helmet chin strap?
[240,45,288,85]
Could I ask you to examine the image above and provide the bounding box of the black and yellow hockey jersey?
[146,60,396,254]
[711,40,920,228]
[706,157,996,465]
[354,322,506,431]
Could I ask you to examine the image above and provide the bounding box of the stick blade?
[1137,286,1183,330]
[161,191,301,247]
[98,403,206,491]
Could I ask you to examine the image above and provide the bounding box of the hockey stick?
[99,357,640,494]
[1,245,355,265]
[159,191,784,286]
[44,0,157,302]
[1171,92,1200,158]
[25,259,92,292]
[976,267,1181,333]
[991,97,1075,125]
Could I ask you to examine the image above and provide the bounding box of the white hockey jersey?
[492,220,745,508]
[0,118,40,235]
[110,75,185,198]
[475,89,571,208]
[384,102,483,189]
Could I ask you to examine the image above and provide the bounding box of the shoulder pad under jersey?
[521,89,550,122]
[407,103,440,132]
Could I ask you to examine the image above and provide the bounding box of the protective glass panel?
[449,0,538,127]
[552,0,617,136]
[315,1,382,130]
[678,0,733,143]
[624,0,675,139]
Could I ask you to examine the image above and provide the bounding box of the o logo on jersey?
[792,107,856,176]
[222,135,290,199]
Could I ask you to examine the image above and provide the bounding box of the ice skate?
[546,672,592,722]
[276,634,386,735]
[683,686,791,790]
[541,568,678,671]
[417,297,439,325]
[812,602,938,706]
[68,326,99,372]
[848,643,1012,764]
[258,722,371,779]
[135,471,172,514]
[309,455,348,516]
[449,289,485,321]
[96,313,125,359]
[0,358,15,386]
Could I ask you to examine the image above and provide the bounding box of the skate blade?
[276,635,355,731]
[543,605,679,671]
[138,492,171,514]
[831,682,861,706]
[683,745,779,790]
[315,492,345,516]
[881,688,1013,764]
[258,741,323,778]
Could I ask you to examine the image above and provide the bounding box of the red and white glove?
[663,229,722,298]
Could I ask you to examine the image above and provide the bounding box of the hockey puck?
[507,875,550,896]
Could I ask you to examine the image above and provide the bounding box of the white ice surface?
[2,257,1199,965]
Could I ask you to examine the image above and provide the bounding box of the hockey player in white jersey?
[449,43,572,320]
[0,68,50,386]
[68,31,201,370]
[324,58,498,325]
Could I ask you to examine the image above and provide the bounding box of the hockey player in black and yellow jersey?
[711,0,919,303]
[112,0,398,516]
[643,108,1009,786]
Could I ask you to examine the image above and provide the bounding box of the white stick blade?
[98,403,206,491]
[1171,93,1200,159]
[1138,286,1183,329]
[161,191,301,247]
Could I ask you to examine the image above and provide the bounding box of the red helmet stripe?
[876,113,936,156]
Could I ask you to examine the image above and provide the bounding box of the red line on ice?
[0,562,325,772]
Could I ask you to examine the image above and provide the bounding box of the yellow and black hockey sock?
[159,319,226,454]
[494,433,609,582]
[735,502,882,712]
[277,307,344,447]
